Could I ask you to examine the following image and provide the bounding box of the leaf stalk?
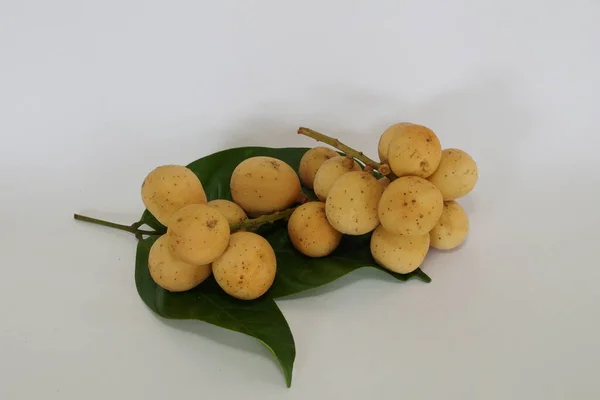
[73,214,160,236]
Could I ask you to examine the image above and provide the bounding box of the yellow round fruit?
[325,171,382,235]
[148,235,212,292]
[378,176,443,236]
[298,147,339,189]
[212,232,277,300]
[141,165,207,226]
[313,156,361,201]
[377,122,413,163]
[230,156,301,216]
[370,225,430,274]
[167,204,230,265]
[287,202,342,257]
[387,123,442,178]
[429,201,470,249]
[427,148,478,200]
[207,199,247,226]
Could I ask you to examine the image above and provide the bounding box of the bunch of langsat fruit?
[135,122,477,299]
[74,122,477,387]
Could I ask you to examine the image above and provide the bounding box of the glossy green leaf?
[135,146,431,386]
[139,146,430,296]
[135,236,296,386]
[262,226,430,299]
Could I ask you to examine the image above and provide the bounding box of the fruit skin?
[207,199,247,226]
[148,235,212,292]
[212,232,277,300]
[313,156,361,201]
[387,123,442,178]
[427,148,478,200]
[325,171,382,235]
[430,201,470,249]
[230,156,301,216]
[298,147,339,189]
[378,176,444,236]
[141,165,207,227]
[378,122,413,164]
[370,225,430,274]
[287,201,342,257]
[167,204,230,265]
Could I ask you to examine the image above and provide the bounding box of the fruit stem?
[75,206,296,238]
[297,126,398,180]
[73,214,161,237]
[379,164,391,176]
[231,208,296,232]
[296,192,309,205]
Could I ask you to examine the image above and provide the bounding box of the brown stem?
[297,127,398,180]
[296,192,309,205]
[379,164,391,176]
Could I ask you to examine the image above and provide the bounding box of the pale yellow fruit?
[287,202,342,257]
[387,123,442,178]
[167,204,230,265]
[313,156,361,201]
[370,225,430,274]
[298,147,339,189]
[148,235,212,292]
[141,165,207,226]
[325,171,381,235]
[207,199,247,226]
[230,156,301,216]
[212,232,277,300]
[377,122,413,163]
[430,201,470,249]
[378,177,391,192]
[378,176,443,236]
[427,148,478,200]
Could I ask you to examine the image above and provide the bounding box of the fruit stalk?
[231,208,296,232]
[74,208,297,238]
[297,127,396,179]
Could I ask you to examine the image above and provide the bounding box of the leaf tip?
[418,270,432,283]
[284,370,293,388]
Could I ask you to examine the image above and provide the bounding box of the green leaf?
[262,226,430,299]
[135,236,296,386]
[136,146,431,385]
[139,146,431,295]
[140,209,165,232]
[142,147,431,298]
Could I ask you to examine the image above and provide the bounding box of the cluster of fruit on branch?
[140,122,478,301]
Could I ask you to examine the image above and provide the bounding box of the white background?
[1,1,599,399]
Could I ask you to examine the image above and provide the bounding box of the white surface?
[1,1,599,399]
